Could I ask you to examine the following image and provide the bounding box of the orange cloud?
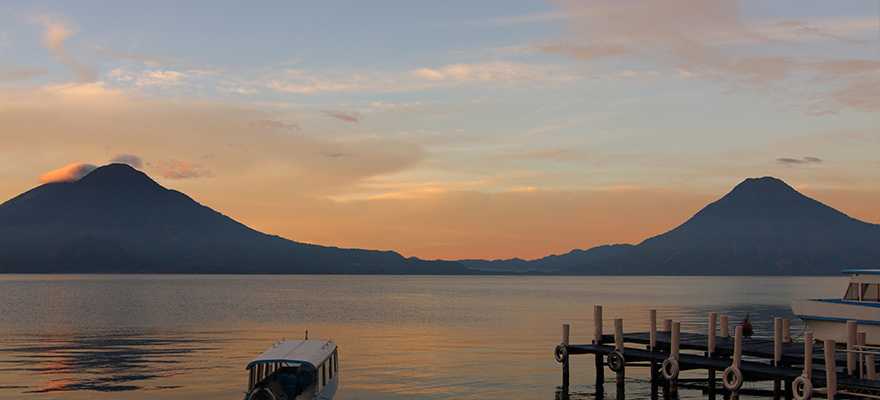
[38,163,97,183]
[154,160,213,180]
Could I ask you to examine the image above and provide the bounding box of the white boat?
[791,269,880,345]
[244,338,338,400]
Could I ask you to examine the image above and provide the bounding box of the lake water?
[0,275,846,399]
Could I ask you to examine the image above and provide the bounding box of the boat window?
[864,284,880,302]
[845,283,860,300]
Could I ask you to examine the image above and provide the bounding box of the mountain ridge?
[0,166,876,274]
[0,164,471,274]
[562,177,879,275]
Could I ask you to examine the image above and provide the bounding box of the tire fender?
[722,365,743,391]
[555,344,568,363]
[607,350,625,372]
[661,357,679,380]
[792,375,813,400]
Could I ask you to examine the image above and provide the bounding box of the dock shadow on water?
[0,328,224,394]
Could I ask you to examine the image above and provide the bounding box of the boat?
[791,269,880,345]
[244,337,338,400]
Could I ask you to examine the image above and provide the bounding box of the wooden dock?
[556,306,880,400]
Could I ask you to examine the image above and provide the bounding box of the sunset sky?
[1,1,877,261]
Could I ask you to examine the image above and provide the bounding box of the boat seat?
[275,368,299,399]
[268,380,287,400]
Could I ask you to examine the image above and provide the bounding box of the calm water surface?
[0,275,845,399]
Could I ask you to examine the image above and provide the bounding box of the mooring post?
[615,318,625,399]
[825,339,837,400]
[671,321,680,395]
[783,318,791,342]
[614,318,624,353]
[721,315,729,338]
[708,312,717,396]
[774,317,783,364]
[650,309,658,351]
[562,323,570,380]
[708,312,717,357]
[847,320,857,376]
[774,317,782,396]
[594,305,604,392]
[867,352,877,380]
[858,332,866,379]
[671,321,681,361]
[650,309,659,385]
[804,332,813,379]
[663,318,672,332]
[734,325,743,368]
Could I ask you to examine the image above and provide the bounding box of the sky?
[0,1,878,261]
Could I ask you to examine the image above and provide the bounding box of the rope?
[791,324,808,342]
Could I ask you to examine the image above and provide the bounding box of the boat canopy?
[842,270,880,275]
[246,339,336,370]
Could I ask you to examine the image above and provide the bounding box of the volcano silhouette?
[564,177,879,275]
[0,164,468,274]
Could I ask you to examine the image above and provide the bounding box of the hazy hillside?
[459,244,633,273]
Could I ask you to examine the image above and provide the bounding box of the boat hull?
[316,375,338,400]
[791,298,880,345]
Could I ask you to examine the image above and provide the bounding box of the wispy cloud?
[36,18,96,83]
[250,119,300,131]
[258,61,575,95]
[0,66,48,83]
[540,0,879,115]
[792,25,869,46]
[110,154,144,169]
[152,160,214,180]
[775,156,822,166]
[437,10,572,27]
[318,110,361,123]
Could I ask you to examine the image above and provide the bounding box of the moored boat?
[244,337,338,400]
[791,269,880,345]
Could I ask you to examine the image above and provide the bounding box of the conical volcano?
[565,177,879,275]
[0,164,468,274]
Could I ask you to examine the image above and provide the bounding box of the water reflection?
[0,275,844,400]
[0,328,224,394]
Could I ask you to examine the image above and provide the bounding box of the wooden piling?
[708,312,717,357]
[594,305,604,392]
[783,318,791,343]
[721,315,729,338]
[649,309,659,387]
[734,325,742,368]
[615,318,625,398]
[670,322,680,395]
[868,353,877,380]
[709,312,717,396]
[562,323,570,382]
[847,320,857,376]
[858,332,866,379]
[825,339,837,400]
[803,331,812,379]
[774,317,782,396]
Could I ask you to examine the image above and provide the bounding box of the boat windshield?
[844,282,880,302]
[864,284,880,302]
[845,283,859,300]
